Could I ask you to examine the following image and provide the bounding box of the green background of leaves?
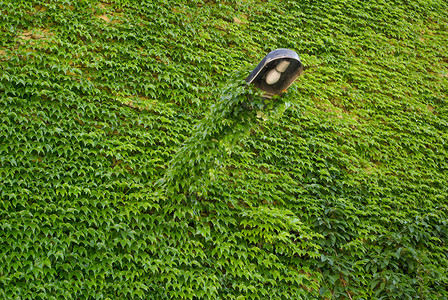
[1,0,447,298]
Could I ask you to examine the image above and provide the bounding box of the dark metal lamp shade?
[246,49,303,98]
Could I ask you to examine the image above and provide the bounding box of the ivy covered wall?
[1,0,447,298]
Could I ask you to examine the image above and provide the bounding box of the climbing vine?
[1,0,447,299]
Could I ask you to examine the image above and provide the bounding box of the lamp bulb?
[265,69,281,85]
[276,60,290,73]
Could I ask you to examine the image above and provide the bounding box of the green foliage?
[162,65,290,196]
[1,0,448,299]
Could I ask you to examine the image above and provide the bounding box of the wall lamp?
[246,48,303,98]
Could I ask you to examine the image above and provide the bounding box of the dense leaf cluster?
[1,0,447,299]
